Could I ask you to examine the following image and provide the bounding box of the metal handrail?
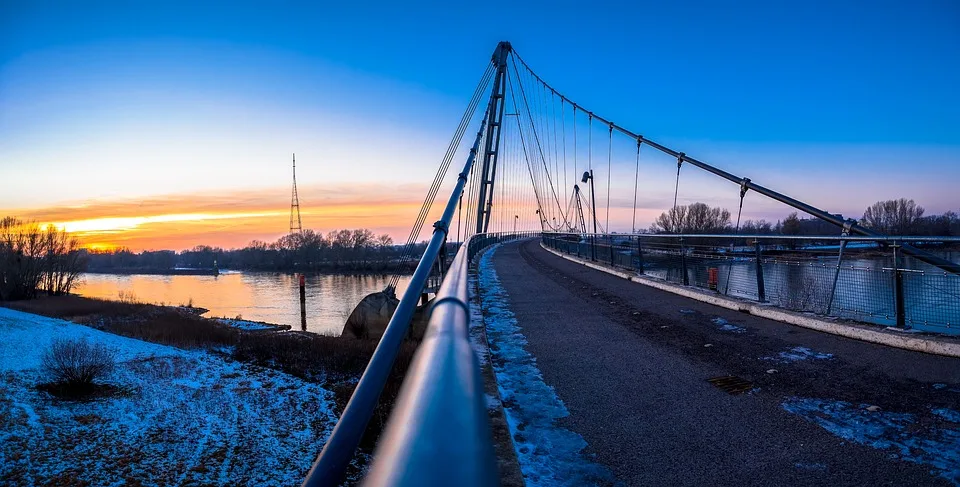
[364,231,535,486]
[544,232,960,243]
[302,115,492,486]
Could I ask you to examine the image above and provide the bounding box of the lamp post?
[582,170,598,261]
[514,215,518,233]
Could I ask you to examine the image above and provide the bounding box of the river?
[75,272,413,336]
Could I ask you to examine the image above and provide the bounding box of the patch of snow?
[478,247,614,486]
[763,346,833,363]
[933,408,960,424]
[782,397,960,484]
[0,307,176,371]
[468,271,489,367]
[485,393,501,410]
[0,307,337,486]
[216,318,276,331]
[711,317,746,333]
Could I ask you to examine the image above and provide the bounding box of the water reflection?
[75,272,413,336]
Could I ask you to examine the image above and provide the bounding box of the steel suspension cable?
[561,99,568,203]
[606,123,612,231]
[672,155,683,233]
[724,181,750,294]
[388,64,495,288]
[506,69,547,226]
[509,54,568,226]
[632,140,642,233]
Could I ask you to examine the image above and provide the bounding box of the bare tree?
[781,212,802,235]
[650,203,729,234]
[862,199,925,235]
[0,217,85,300]
[651,206,687,233]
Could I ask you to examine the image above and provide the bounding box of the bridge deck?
[487,239,960,486]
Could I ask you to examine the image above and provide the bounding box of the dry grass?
[3,294,422,452]
[232,330,420,450]
[4,295,238,348]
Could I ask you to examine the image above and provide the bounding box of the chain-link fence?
[542,233,960,335]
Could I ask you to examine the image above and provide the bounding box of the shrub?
[41,338,117,389]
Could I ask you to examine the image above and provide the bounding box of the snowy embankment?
[476,247,614,486]
[216,317,283,331]
[0,307,335,486]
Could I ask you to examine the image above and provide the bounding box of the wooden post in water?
[299,274,307,331]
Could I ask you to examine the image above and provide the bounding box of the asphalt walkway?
[487,239,960,486]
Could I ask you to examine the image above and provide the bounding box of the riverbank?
[73,271,415,336]
[0,306,337,485]
[1,294,423,480]
[85,267,220,276]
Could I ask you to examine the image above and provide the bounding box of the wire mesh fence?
[542,233,960,335]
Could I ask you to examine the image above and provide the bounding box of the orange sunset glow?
[1,182,444,251]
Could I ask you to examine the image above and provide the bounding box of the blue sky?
[1,1,958,247]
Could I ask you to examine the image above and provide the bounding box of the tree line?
[86,228,415,272]
[649,199,960,237]
[0,217,86,300]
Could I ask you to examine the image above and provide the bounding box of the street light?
[514,215,518,233]
[582,170,598,261]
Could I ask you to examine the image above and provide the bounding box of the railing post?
[680,237,689,286]
[608,235,615,266]
[591,234,597,261]
[636,236,645,274]
[893,243,906,329]
[825,238,847,315]
[754,240,766,302]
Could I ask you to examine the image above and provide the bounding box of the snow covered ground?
[476,247,614,486]
[216,317,280,331]
[783,397,960,484]
[0,307,336,486]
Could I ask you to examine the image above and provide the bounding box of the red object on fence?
[708,268,719,291]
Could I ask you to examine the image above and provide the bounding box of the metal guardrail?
[303,231,532,486]
[364,231,535,486]
[302,114,492,486]
[543,232,960,334]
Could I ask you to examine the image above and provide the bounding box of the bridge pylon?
[474,41,511,234]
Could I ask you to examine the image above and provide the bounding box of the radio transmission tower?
[289,153,302,234]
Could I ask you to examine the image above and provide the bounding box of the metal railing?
[302,232,532,486]
[364,231,535,486]
[543,233,960,334]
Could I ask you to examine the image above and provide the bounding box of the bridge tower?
[290,153,303,234]
[474,41,511,234]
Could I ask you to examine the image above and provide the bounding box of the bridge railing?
[543,233,960,334]
[363,231,536,486]
[303,230,536,486]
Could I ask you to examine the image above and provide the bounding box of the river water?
[75,250,959,336]
[75,272,413,336]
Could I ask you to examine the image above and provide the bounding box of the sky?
[1,1,958,251]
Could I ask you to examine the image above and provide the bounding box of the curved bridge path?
[484,239,960,486]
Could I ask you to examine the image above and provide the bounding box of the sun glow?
[54,211,286,235]
[84,242,121,252]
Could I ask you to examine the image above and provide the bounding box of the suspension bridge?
[304,42,960,486]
